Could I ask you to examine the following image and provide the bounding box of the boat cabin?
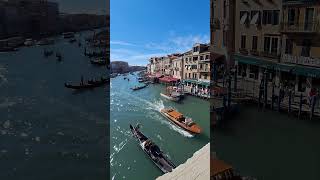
[167,109,194,127]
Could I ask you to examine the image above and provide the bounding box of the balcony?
[283,0,318,5]
[281,21,319,34]
[199,68,210,73]
[250,49,260,56]
[239,48,248,55]
[260,51,280,60]
[281,53,320,67]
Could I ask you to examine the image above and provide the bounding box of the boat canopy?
[159,76,179,83]
[168,110,183,119]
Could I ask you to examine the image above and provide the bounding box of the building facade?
[233,0,282,89]
[147,43,211,98]
[172,55,183,80]
[280,0,320,93]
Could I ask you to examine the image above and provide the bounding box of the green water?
[213,105,320,180]
[110,74,210,180]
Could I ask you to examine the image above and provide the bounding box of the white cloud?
[111,48,166,66]
[111,32,209,65]
[110,40,136,46]
[145,33,209,53]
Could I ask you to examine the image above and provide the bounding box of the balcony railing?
[281,53,320,67]
[260,51,280,60]
[281,21,319,33]
[250,49,260,56]
[199,68,210,73]
[283,0,318,5]
[239,48,248,55]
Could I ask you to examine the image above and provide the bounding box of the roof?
[211,158,233,176]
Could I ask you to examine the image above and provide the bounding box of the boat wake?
[148,111,194,138]
[111,90,194,138]
[110,138,128,167]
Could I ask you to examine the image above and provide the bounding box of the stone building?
[280,0,320,93]
[172,55,184,80]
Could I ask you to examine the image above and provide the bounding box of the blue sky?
[111,0,210,66]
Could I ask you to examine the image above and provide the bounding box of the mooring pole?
[299,93,303,119]
[288,90,292,114]
[228,75,231,108]
[234,68,237,93]
[264,70,268,109]
[271,83,275,110]
[278,88,281,112]
[310,96,316,120]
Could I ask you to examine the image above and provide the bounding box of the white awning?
[250,12,259,24]
[240,13,248,24]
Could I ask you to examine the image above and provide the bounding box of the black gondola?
[64,77,108,90]
[56,53,62,61]
[64,82,96,89]
[44,50,53,57]
[130,124,176,173]
[131,84,148,91]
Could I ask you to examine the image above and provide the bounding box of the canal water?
[110,74,210,180]
[0,31,108,180]
[213,105,320,180]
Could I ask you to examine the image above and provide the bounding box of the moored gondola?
[129,124,176,173]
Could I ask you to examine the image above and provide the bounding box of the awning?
[240,13,248,24]
[275,63,295,73]
[234,54,275,69]
[183,79,210,87]
[293,66,320,78]
[250,12,259,25]
[159,76,179,83]
[183,79,198,84]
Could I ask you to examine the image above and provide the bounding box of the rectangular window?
[200,56,204,60]
[288,9,295,25]
[264,37,271,52]
[250,11,260,25]
[305,8,314,31]
[285,39,293,54]
[273,10,279,25]
[263,10,274,24]
[301,40,311,57]
[241,35,246,49]
[252,36,258,50]
[271,38,278,54]
[262,11,267,24]
[193,56,198,61]
[189,73,191,78]
[223,0,226,18]
[267,11,272,24]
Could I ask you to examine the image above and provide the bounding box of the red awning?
[159,76,179,83]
